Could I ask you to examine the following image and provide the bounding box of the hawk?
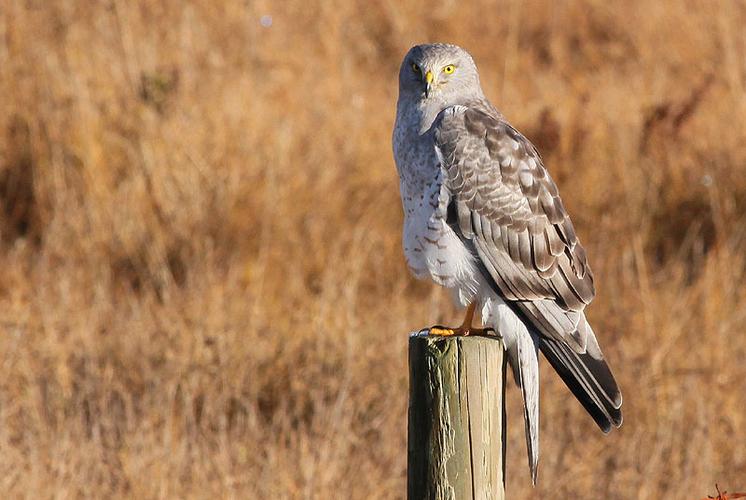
[392,43,622,483]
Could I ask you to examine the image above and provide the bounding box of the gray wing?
[433,103,622,430]
[434,103,593,348]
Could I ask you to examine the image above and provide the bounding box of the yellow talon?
[430,326,458,336]
[427,302,494,337]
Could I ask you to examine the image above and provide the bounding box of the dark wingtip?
[539,337,623,433]
[602,408,623,432]
[591,405,614,433]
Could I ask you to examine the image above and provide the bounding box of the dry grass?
[1,0,746,498]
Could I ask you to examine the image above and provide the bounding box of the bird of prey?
[392,43,622,483]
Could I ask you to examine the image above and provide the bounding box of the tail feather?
[506,328,540,485]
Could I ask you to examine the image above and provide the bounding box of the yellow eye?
[443,65,455,74]
[411,63,420,73]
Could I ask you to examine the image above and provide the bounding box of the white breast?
[396,151,479,301]
[393,98,479,302]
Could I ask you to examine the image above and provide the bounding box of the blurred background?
[1,1,746,498]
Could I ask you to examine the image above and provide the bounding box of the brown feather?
[434,101,596,349]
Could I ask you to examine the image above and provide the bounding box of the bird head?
[397,43,483,104]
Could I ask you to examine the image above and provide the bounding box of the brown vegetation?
[1,0,746,498]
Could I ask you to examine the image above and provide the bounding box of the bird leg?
[430,302,490,337]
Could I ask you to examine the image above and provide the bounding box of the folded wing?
[433,103,622,430]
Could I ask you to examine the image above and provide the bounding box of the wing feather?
[434,102,621,434]
[435,103,594,346]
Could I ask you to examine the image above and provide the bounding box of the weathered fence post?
[407,330,506,500]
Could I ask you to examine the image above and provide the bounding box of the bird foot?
[429,325,493,337]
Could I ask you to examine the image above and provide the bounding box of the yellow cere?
[443,65,455,74]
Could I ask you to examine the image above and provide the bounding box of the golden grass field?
[1,1,746,498]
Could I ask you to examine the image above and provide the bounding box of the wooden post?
[407,330,506,500]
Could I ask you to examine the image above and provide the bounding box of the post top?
[408,327,500,339]
[409,328,432,338]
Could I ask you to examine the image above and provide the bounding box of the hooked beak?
[424,70,434,97]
